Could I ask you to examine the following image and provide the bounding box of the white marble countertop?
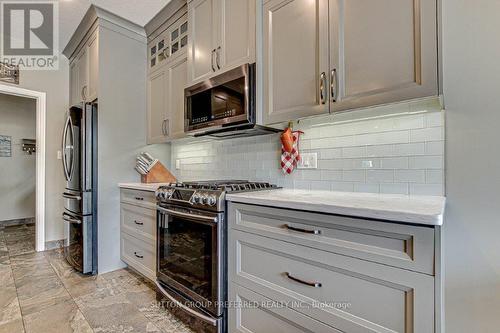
[118,182,169,192]
[226,189,446,226]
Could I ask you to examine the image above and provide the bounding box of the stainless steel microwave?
[184,63,279,138]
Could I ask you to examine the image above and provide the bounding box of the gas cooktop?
[155,180,279,212]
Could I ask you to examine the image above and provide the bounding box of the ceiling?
[59,0,171,48]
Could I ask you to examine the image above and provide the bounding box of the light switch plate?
[297,152,318,169]
[175,159,181,170]
[57,150,62,160]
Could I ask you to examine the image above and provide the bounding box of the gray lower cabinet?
[120,189,157,281]
[228,202,440,333]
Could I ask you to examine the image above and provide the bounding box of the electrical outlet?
[57,150,62,160]
[297,152,318,169]
[175,159,181,170]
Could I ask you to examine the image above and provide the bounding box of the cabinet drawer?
[120,189,156,209]
[229,230,434,333]
[121,232,156,281]
[229,283,342,333]
[229,203,435,275]
[120,203,156,245]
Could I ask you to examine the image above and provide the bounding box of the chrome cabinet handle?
[283,224,321,235]
[135,197,144,201]
[211,49,216,72]
[134,220,144,226]
[320,72,327,104]
[216,46,221,70]
[134,252,143,259]
[161,119,166,136]
[330,68,337,102]
[81,85,87,101]
[285,272,322,288]
[165,119,170,137]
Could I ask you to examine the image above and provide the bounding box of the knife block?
[141,161,177,184]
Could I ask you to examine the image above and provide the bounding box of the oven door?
[157,205,224,317]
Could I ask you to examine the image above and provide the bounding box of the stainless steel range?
[155,180,278,333]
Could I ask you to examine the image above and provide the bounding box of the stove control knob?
[192,193,201,204]
[207,195,217,206]
[201,194,209,205]
[165,189,173,199]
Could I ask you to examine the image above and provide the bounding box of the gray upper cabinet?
[187,0,256,86]
[69,29,99,107]
[218,0,256,71]
[87,31,99,102]
[166,56,188,140]
[262,0,330,124]
[329,0,438,112]
[146,6,188,144]
[188,0,217,84]
[147,69,168,144]
[262,0,438,124]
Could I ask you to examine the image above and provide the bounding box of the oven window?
[159,215,215,301]
[188,76,246,127]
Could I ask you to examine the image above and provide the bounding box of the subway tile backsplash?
[171,98,445,196]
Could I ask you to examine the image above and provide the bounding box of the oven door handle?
[157,206,218,223]
[155,281,217,326]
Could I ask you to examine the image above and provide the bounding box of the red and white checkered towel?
[281,131,302,174]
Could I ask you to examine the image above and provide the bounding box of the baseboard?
[45,239,65,251]
[0,217,35,227]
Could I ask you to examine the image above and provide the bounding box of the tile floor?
[0,224,194,333]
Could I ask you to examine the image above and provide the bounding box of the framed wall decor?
[0,135,12,157]
[0,62,19,84]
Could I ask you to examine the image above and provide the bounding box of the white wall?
[0,94,36,221]
[442,0,500,331]
[3,59,70,242]
[172,98,445,196]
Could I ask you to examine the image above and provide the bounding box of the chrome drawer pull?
[285,272,322,288]
[135,197,144,201]
[134,220,144,226]
[283,224,321,235]
[134,252,143,259]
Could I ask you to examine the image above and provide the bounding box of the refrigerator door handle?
[63,192,82,200]
[62,116,75,181]
[62,212,82,224]
[62,116,70,181]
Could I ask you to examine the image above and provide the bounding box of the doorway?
[0,84,46,252]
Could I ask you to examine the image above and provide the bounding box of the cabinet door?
[87,31,99,102]
[262,0,330,125]
[329,0,438,112]
[217,0,256,72]
[166,57,188,140]
[69,60,79,107]
[76,48,88,103]
[147,69,168,144]
[188,0,217,85]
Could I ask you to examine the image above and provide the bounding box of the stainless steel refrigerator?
[62,103,97,275]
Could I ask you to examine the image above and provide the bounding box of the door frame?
[0,84,46,252]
